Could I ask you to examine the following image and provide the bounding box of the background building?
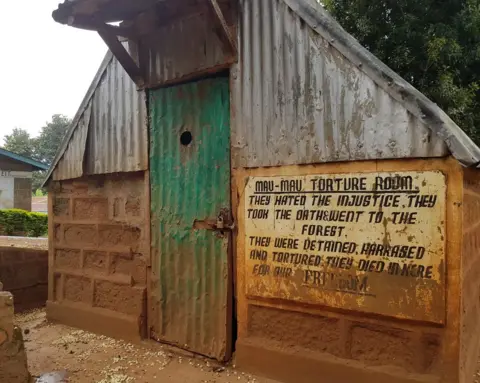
[0,148,48,211]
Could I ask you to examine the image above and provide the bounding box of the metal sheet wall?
[86,55,148,175]
[53,104,92,181]
[231,0,448,168]
[50,51,147,182]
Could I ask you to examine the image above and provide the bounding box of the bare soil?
[16,309,278,383]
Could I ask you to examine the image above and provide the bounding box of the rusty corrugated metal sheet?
[47,49,147,183]
[53,103,92,181]
[231,0,449,168]
[129,11,233,88]
[149,76,232,361]
[86,54,148,175]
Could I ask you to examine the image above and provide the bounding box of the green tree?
[32,114,71,192]
[35,114,71,165]
[3,128,34,158]
[2,115,71,192]
[324,0,480,144]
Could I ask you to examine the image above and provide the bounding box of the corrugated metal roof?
[128,11,233,89]
[43,48,147,185]
[53,103,92,180]
[85,55,148,175]
[231,0,449,168]
[284,0,480,167]
[47,0,480,175]
[0,148,49,171]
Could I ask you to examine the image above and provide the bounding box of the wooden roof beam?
[206,0,238,58]
[97,25,145,88]
[64,15,136,39]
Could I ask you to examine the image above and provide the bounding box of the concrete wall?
[0,246,48,312]
[47,172,149,341]
[13,178,32,211]
[0,157,34,211]
[233,157,463,383]
[0,289,30,383]
[460,168,480,383]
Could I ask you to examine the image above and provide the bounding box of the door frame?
[145,70,235,361]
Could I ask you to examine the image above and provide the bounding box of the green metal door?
[149,75,232,361]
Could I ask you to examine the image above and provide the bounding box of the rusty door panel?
[149,75,232,361]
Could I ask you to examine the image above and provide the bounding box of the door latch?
[193,210,235,232]
[216,215,235,231]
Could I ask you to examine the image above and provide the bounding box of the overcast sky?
[0,0,107,140]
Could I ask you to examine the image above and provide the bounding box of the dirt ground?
[16,309,277,383]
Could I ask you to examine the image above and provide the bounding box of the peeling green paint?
[149,75,231,360]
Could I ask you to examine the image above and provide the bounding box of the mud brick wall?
[243,305,445,378]
[0,289,30,383]
[48,172,148,340]
[460,168,480,383]
[0,246,48,311]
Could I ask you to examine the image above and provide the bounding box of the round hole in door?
[180,131,193,146]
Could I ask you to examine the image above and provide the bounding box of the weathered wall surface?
[0,157,34,172]
[47,172,149,341]
[234,158,463,383]
[231,0,448,168]
[13,178,32,211]
[50,52,148,183]
[460,168,480,383]
[0,289,31,383]
[0,246,48,312]
[0,157,34,211]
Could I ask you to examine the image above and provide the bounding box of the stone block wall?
[460,168,480,383]
[47,172,149,341]
[240,305,445,381]
[0,245,48,311]
[0,289,30,383]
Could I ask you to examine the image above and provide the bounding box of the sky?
[0,0,108,140]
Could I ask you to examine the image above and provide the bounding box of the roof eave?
[0,148,50,171]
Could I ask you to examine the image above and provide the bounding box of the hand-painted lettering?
[245,171,445,323]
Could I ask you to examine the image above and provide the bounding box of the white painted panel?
[0,177,14,209]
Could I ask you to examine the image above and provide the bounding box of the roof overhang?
[52,0,237,88]
[0,148,49,171]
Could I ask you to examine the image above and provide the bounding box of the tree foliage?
[3,128,34,159]
[324,0,480,144]
[2,114,71,191]
[35,114,72,165]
